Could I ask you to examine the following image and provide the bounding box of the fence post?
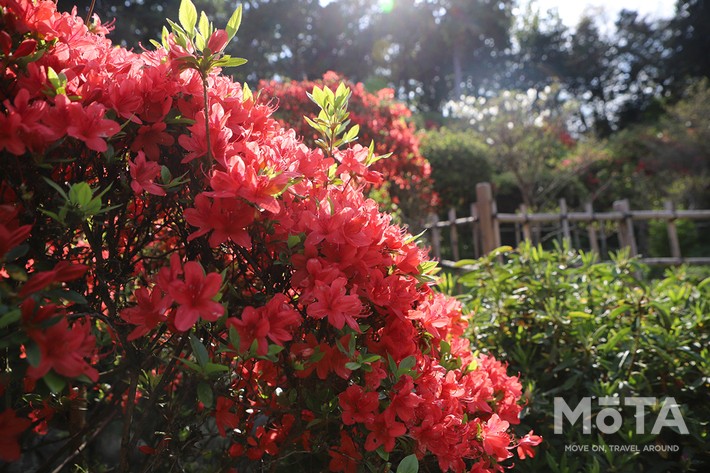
[429,213,442,260]
[613,199,638,256]
[665,200,682,260]
[470,202,480,259]
[585,202,600,255]
[520,204,532,242]
[559,198,571,247]
[476,182,496,255]
[448,208,460,261]
[492,200,502,248]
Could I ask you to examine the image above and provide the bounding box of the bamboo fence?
[425,182,710,268]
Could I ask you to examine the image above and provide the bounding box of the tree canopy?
[60,0,709,134]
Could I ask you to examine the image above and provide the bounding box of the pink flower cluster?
[0,1,539,470]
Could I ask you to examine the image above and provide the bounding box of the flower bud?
[207,29,229,54]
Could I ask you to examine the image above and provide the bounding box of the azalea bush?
[0,1,539,471]
[259,73,437,227]
[452,244,710,472]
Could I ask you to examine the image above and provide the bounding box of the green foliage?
[588,80,710,211]
[444,86,590,210]
[305,83,360,156]
[419,127,491,213]
[452,244,710,472]
[648,219,709,259]
[161,0,246,76]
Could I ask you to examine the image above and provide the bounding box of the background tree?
[445,85,589,210]
[662,0,710,95]
[420,128,491,214]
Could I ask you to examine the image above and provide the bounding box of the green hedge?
[420,127,491,213]
[448,244,709,472]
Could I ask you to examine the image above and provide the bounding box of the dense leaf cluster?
[453,244,710,472]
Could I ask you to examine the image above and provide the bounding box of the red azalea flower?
[19,261,88,298]
[364,409,406,452]
[214,396,240,437]
[129,151,165,196]
[0,221,31,259]
[390,376,421,422]
[328,430,362,473]
[307,277,365,331]
[120,287,170,340]
[0,409,31,462]
[66,101,120,152]
[168,261,224,331]
[130,122,174,160]
[482,414,512,462]
[26,317,99,382]
[227,307,270,355]
[184,194,255,248]
[516,431,542,460]
[29,401,54,435]
[338,385,379,425]
[0,107,25,155]
[262,293,301,346]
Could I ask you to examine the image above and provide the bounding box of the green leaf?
[3,244,29,262]
[204,363,230,375]
[342,124,359,144]
[198,11,211,44]
[398,355,416,372]
[310,86,325,107]
[228,326,241,351]
[178,0,198,36]
[225,5,243,41]
[0,309,21,329]
[267,344,285,356]
[215,56,248,68]
[344,362,361,370]
[84,197,103,216]
[304,116,324,133]
[396,454,419,473]
[189,334,210,368]
[375,446,389,461]
[361,354,381,363]
[305,418,322,429]
[62,290,88,305]
[161,165,172,184]
[568,311,594,319]
[42,177,69,200]
[68,182,93,207]
[242,82,253,102]
[178,357,202,372]
[194,31,206,52]
[287,234,301,249]
[26,341,41,367]
[197,382,213,408]
[43,371,66,393]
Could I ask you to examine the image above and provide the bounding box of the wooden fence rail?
[425,182,710,268]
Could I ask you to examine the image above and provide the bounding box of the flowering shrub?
[456,244,709,472]
[259,72,437,226]
[0,1,538,471]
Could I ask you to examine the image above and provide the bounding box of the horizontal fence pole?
[486,209,710,224]
[422,182,710,266]
[641,257,710,265]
